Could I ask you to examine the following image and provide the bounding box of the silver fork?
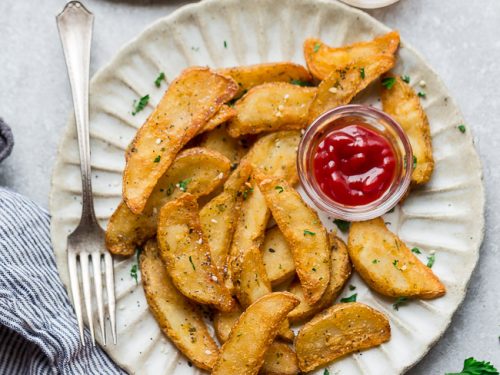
[57,1,116,346]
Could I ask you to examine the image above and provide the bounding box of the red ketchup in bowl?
[313,124,396,206]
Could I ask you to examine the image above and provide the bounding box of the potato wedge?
[200,104,237,134]
[381,75,434,185]
[308,55,395,121]
[348,218,446,298]
[106,147,230,257]
[214,307,299,375]
[218,62,312,98]
[261,226,296,286]
[200,162,252,274]
[212,292,300,375]
[288,233,352,323]
[254,170,330,305]
[260,342,299,375]
[227,83,317,137]
[140,240,218,370]
[123,67,238,213]
[157,193,235,311]
[304,31,400,80]
[199,125,246,166]
[295,302,391,372]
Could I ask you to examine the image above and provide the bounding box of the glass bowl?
[297,104,413,221]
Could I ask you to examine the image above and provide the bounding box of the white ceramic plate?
[50,0,485,374]
[339,0,400,9]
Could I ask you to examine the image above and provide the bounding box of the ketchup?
[313,124,396,206]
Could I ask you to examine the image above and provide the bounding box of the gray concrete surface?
[0,0,498,373]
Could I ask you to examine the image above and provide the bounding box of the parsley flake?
[153,155,161,163]
[427,254,436,268]
[178,178,191,192]
[313,43,321,53]
[242,187,254,200]
[413,155,418,169]
[393,259,399,268]
[154,72,165,87]
[275,185,284,193]
[132,94,150,115]
[303,230,316,236]
[290,79,313,87]
[411,247,422,254]
[393,296,409,311]
[418,91,427,98]
[223,40,228,48]
[401,75,411,83]
[340,293,357,303]
[349,285,356,291]
[360,67,365,79]
[372,259,380,264]
[189,256,196,271]
[334,219,350,232]
[324,369,330,375]
[130,264,138,284]
[458,124,466,133]
[445,357,498,375]
[382,77,396,89]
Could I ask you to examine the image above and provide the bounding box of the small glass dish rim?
[297,104,413,221]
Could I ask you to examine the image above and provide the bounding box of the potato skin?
[348,218,445,299]
[295,302,391,372]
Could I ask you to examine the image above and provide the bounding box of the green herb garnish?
[458,124,466,133]
[178,178,191,192]
[223,40,228,48]
[418,91,426,98]
[382,77,396,89]
[189,256,196,271]
[334,219,350,232]
[349,285,356,291]
[303,230,316,236]
[242,187,254,200]
[130,264,138,284]
[154,72,165,87]
[427,254,435,268]
[132,94,150,115]
[372,259,380,264]
[413,155,417,169]
[290,79,313,87]
[340,293,357,303]
[153,155,161,163]
[411,247,422,254]
[393,296,409,311]
[445,357,499,375]
[324,369,330,375]
[360,67,365,79]
[313,43,321,53]
[275,186,284,193]
[401,75,411,83]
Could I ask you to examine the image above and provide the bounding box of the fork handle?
[57,2,96,224]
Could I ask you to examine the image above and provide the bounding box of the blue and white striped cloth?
[0,188,124,374]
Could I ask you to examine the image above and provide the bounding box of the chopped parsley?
[333,219,350,232]
[223,40,228,48]
[401,75,411,84]
[268,248,276,253]
[313,42,321,53]
[178,178,191,192]
[349,285,356,291]
[242,187,254,200]
[445,357,499,375]
[411,247,422,254]
[189,256,196,270]
[303,230,316,236]
[290,79,313,87]
[392,259,399,269]
[393,296,409,311]
[458,124,466,133]
[275,185,284,193]
[324,369,330,375]
[132,94,150,115]
[372,259,380,264]
[382,77,396,89]
[130,264,138,284]
[154,72,165,87]
[427,254,436,268]
[340,293,357,303]
[360,67,365,79]
[413,155,418,169]
[153,155,161,163]
[418,91,427,98]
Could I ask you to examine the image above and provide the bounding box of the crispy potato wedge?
[200,104,237,134]
[106,147,230,256]
[157,193,235,311]
[140,240,218,370]
[218,62,312,98]
[199,125,246,166]
[200,162,252,274]
[123,67,238,213]
[260,342,299,375]
[348,218,446,298]
[261,226,296,286]
[304,31,400,80]
[296,302,391,372]
[288,234,352,323]
[308,55,395,121]
[212,292,300,375]
[214,307,299,375]
[227,83,317,137]
[381,75,434,185]
[254,170,330,305]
